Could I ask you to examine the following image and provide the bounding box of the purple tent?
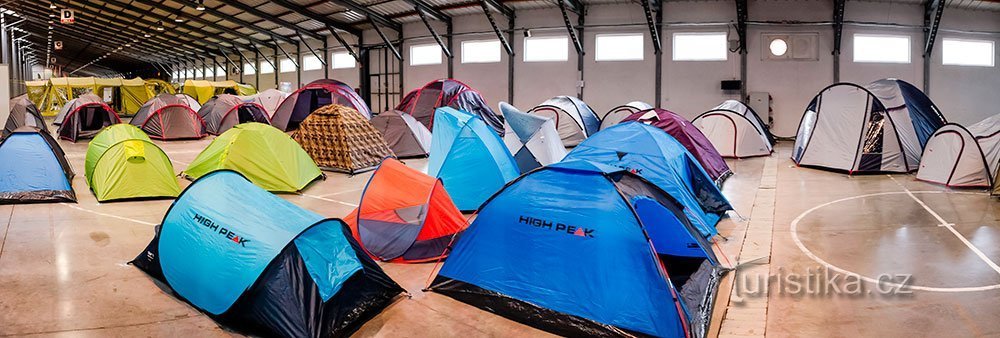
[395,79,503,134]
[271,79,370,131]
[622,108,732,183]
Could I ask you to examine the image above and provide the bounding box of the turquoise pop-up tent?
[0,127,76,203]
[430,160,725,338]
[131,170,403,337]
[565,123,732,236]
[427,107,519,211]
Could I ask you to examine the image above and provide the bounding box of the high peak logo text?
[519,215,595,238]
[193,213,251,247]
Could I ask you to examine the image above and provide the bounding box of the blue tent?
[430,160,724,338]
[565,123,731,236]
[0,127,75,203]
[427,107,519,211]
[131,170,403,337]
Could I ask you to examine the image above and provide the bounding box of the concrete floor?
[1,135,998,337]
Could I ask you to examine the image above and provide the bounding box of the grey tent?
[197,94,270,135]
[131,94,207,140]
[54,93,104,126]
[371,110,431,158]
[600,101,653,130]
[527,96,601,146]
[247,88,289,117]
[55,94,121,142]
[499,102,566,173]
[5,95,48,137]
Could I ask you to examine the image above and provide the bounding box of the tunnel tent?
[792,80,946,173]
[428,107,519,211]
[599,101,652,130]
[344,158,468,263]
[499,102,566,173]
[145,79,176,96]
[528,95,601,147]
[183,122,323,192]
[272,79,370,131]
[396,79,504,134]
[25,80,50,113]
[429,160,724,338]
[183,80,257,104]
[565,123,732,236]
[85,125,180,202]
[130,170,404,337]
[5,94,48,137]
[623,108,733,183]
[292,104,394,174]
[197,94,270,135]
[0,127,76,204]
[917,114,1000,187]
[370,110,432,158]
[248,88,289,117]
[692,100,774,158]
[130,94,207,140]
[56,94,122,142]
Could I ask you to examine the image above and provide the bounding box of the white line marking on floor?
[301,194,358,207]
[316,188,364,198]
[60,203,157,226]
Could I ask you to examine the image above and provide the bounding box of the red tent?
[396,79,503,134]
[344,158,468,263]
[622,108,733,183]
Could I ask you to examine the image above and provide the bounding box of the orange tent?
[345,158,468,263]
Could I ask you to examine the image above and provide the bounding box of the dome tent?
[292,104,394,174]
[527,95,600,147]
[370,110,432,158]
[692,100,774,158]
[396,79,503,134]
[272,79,369,131]
[131,170,404,337]
[429,160,725,338]
[499,102,566,173]
[175,93,201,111]
[55,94,122,142]
[622,108,733,183]
[130,94,207,140]
[344,158,468,263]
[5,94,48,137]
[197,94,270,135]
[248,88,289,116]
[0,127,76,204]
[600,101,652,130]
[183,123,323,192]
[917,114,1000,187]
[85,124,180,202]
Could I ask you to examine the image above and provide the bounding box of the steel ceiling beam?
[298,30,326,67]
[416,8,451,58]
[89,0,252,51]
[268,0,361,36]
[479,0,513,56]
[558,0,584,16]
[328,25,360,62]
[641,0,661,54]
[327,0,401,32]
[212,0,324,41]
[19,17,180,67]
[127,0,273,47]
[481,0,514,20]
[923,0,945,56]
[558,0,583,55]
[370,17,402,60]
[400,0,450,22]
[175,0,295,44]
[832,0,846,55]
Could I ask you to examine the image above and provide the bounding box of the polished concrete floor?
[1,135,998,337]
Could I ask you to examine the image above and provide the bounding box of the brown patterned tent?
[292,104,394,174]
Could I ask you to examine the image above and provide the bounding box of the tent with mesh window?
[197,94,270,135]
[272,79,369,131]
[55,94,122,142]
[130,94,207,140]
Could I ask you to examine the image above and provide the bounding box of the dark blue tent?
[132,170,403,337]
[430,160,724,337]
[564,123,732,236]
[0,127,75,203]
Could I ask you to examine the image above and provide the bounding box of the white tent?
[599,101,652,130]
[527,96,601,147]
[693,100,774,158]
[247,88,289,117]
[917,114,1000,187]
[499,102,566,173]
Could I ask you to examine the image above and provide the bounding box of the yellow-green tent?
[86,124,180,202]
[24,80,49,110]
[145,79,176,96]
[182,80,258,104]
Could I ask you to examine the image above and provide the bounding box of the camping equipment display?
[0,127,76,203]
[917,114,1000,187]
[55,94,122,142]
[272,79,370,131]
[183,123,323,192]
[197,94,270,135]
[292,104,394,174]
[499,102,566,173]
[396,79,503,134]
[6,94,48,137]
[181,80,256,104]
[131,170,404,337]
[622,108,733,183]
[247,88,289,116]
[130,94,207,140]
[370,110,432,158]
[85,125,180,202]
[600,101,653,130]
[527,95,601,147]
[692,100,774,158]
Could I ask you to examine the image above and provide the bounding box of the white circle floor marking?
[790,190,1000,292]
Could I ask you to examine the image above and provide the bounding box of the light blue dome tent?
[0,127,76,204]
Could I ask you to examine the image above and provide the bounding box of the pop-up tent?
[56,94,122,142]
[5,95,48,137]
[693,100,774,158]
[917,114,1000,187]
[344,158,468,263]
[499,102,566,173]
[0,127,76,203]
[371,110,432,158]
[272,79,370,131]
[248,88,289,117]
[183,123,323,192]
[131,170,404,337]
[86,125,180,202]
[527,95,600,147]
[793,79,946,173]
[197,94,270,135]
[292,104,394,174]
[428,107,519,211]
[565,123,732,236]
[429,160,725,338]
[623,108,733,183]
[600,101,653,130]
[130,94,207,140]
[396,79,503,134]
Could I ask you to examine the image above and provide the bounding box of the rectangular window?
[302,55,323,70]
[410,43,442,66]
[243,63,256,75]
[942,38,994,67]
[332,52,355,69]
[853,34,910,64]
[185,69,193,78]
[216,66,225,76]
[260,61,275,74]
[672,32,728,61]
[203,67,214,78]
[279,58,296,73]
[462,40,501,63]
[596,33,644,61]
[524,36,568,62]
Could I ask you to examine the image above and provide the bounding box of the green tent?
[86,124,181,202]
[183,122,323,192]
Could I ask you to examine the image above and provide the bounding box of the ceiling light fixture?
[196,0,205,11]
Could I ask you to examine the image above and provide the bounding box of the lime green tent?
[182,122,322,192]
[86,124,181,202]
